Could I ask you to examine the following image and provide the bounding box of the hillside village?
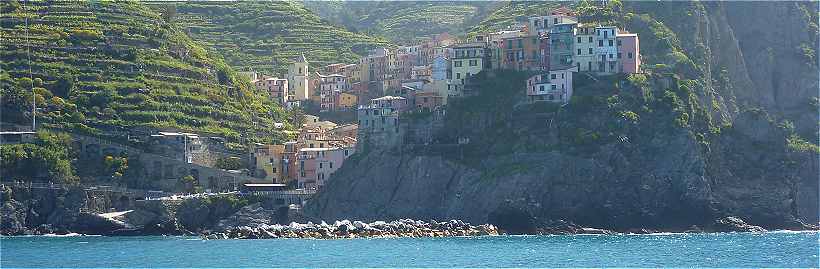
[239,7,641,194]
[0,4,641,206]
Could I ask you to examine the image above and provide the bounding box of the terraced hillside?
[0,1,291,144]
[303,1,502,44]
[467,1,562,35]
[165,1,391,75]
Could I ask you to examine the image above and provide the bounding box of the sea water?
[1,232,817,267]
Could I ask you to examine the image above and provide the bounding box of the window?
[598,40,603,47]
[344,150,349,156]
[617,40,622,46]
[618,53,622,59]
[611,29,615,36]
[588,36,593,42]
[469,60,477,66]
[539,85,545,91]
[319,163,323,169]
[533,37,538,44]
[330,162,333,169]
[628,52,633,59]
[454,61,462,67]
[551,74,557,79]
[534,20,540,27]
[517,39,523,48]
[309,143,314,148]
[456,73,461,79]
[507,42,512,49]
[577,37,582,43]
[609,54,613,59]
[577,49,581,55]
[561,73,564,79]
[551,85,557,90]
[589,48,593,54]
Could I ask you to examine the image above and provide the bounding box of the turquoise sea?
[1,232,817,267]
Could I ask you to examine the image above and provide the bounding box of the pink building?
[526,69,573,103]
[318,73,349,112]
[297,147,355,189]
[253,77,288,105]
[616,33,640,74]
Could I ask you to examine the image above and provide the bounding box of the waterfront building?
[250,144,288,184]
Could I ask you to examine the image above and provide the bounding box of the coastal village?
[1,6,641,207]
[235,7,641,196]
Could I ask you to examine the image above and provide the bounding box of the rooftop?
[372,96,407,101]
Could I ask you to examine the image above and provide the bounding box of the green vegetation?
[1,1,292,145]
[164,1,391,75]
[103,155,128,179]
[0,131,77,184]
[467,1,560,35]
[305,1,500,43]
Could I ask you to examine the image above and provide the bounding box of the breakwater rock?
[202,219,498,239]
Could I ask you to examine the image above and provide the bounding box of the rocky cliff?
[305,2,818,232]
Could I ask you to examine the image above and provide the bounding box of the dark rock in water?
[712,216,767,233]
[213,203,277,232]
[69,213,129,235]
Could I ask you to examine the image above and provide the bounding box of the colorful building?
[252,77,288,105]
[617,32,641,74]
[549,22,577,71]
[575,24,597,72]
[250,144,288,184]
[450,41,487,97]
[337,92,358,109]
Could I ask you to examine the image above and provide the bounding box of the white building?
[526,69,573,104]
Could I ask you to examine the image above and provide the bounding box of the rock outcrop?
[304,3,819,232]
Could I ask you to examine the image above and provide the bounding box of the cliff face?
[305,2,818,231]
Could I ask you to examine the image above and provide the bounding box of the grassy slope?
[0,0,291,144]
[165,1,392,75]
[303,1,502,44]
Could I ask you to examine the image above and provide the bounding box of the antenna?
[24,0,35,131]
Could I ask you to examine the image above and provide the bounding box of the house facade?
[526,69,573,104]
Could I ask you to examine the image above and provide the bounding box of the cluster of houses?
[240,6,641,189]
[248,115,357,190]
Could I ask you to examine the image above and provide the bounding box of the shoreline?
[3,229,818,239]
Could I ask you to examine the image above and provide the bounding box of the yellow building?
[338,92,358,109]
[251,144,288,183]
[451,41,486,96]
